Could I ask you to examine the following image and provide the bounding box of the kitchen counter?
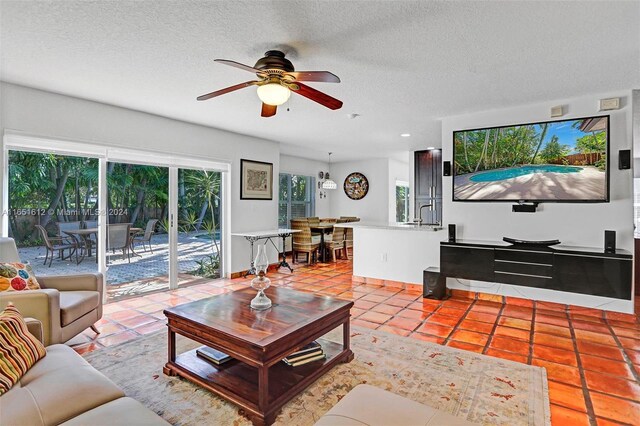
[334,221,444,232]
[338,222,445,284]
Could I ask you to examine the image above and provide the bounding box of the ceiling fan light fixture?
[257,83,290,106]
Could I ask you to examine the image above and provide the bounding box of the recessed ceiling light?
[400,133,411,137]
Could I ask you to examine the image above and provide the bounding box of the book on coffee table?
[196,346,232,365]
[285,353,326,367]
[283,341,324,366]
[287,341,321,358]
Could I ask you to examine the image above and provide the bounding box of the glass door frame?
[2,131,230,297]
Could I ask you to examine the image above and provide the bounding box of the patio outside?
[17,232,220,299]
[7,151,222,301]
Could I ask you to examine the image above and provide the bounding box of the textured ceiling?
[1,0,639,161]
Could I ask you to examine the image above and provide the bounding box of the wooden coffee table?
[163,287,354,426]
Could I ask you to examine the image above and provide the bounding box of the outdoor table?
[63,228,98,263]
[309,222,334,262]
[63,226,144,263]
[231,229,301,276]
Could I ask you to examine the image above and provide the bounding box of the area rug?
[83,326,550,425]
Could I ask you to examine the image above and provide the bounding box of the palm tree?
[474,129,491,172]
[184,170,221,257]
[462,132,470,172]
[530,123,549,164]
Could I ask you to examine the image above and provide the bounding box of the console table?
[232,229,300,276]
[424,239,632,300]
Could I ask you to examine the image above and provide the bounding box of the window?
[396,181,410,222]
[279,174,315,227]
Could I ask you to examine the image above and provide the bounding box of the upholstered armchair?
[0,237,103,346]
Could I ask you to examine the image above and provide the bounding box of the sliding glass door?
[176,168,223,286]
[105,161,169,299]
[3,134,229,302]
[7,150,99,279]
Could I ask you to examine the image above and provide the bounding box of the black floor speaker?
[423,268,450,300]
[605,230,616,253]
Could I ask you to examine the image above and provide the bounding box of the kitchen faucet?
[414,203,432,225]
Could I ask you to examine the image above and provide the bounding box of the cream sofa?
[0,237,103,346]
[315,384,477,426]
[0,319,168,426]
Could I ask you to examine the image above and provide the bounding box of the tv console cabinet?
[424,239,632,301]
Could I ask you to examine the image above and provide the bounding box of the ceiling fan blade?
[292,83,343,110]
[214,59,262,74]
[196,81,257,101]
[283,71,340,83]
[261,103,277,117]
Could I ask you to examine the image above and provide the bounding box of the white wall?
[329,158,390,222]
[441,90,634,252]
[0,82,280,274]
[279,154,330,218]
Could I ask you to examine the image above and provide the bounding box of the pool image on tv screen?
[453,115,609,202]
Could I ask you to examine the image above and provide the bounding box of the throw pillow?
[0,263,41,292]
[0,303,47,394]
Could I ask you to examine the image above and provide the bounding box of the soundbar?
[503,237,561,246]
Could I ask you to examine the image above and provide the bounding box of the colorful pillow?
[0,263,41,292]
[0,303,47,394]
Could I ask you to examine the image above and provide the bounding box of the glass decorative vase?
[250,244,272,310]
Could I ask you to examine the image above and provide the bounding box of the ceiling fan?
[197,50,343,117]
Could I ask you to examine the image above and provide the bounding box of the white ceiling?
[1,1,639,162]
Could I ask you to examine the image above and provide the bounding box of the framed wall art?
[343,172,369,200]
[240,159,273,200]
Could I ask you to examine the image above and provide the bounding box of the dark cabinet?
[554,253,632,299]
[439,241,632,300]
[441,245,494,281]
[494,248,554,288]
[414,149,442,224]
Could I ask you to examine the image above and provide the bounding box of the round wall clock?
[343,172,369,200]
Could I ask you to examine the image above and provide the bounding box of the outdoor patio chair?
[57,221,82,240]
[133,219,159,253]
[107,223,132,262]
[83,220,98,229]
[35,224,78,267]
[0,237,103,346]
[82,219,99,251]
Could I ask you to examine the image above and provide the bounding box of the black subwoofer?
[423,267,450,300]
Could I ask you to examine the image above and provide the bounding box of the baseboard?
[352,275,422,291]
[229,262,283,279]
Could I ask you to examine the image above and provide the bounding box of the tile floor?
[72,259,640,426]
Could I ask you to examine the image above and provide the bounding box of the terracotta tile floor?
[72,260,640,425]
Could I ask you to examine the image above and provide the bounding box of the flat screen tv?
[453,115,609,202]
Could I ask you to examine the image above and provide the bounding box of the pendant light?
[322,152,337,190]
